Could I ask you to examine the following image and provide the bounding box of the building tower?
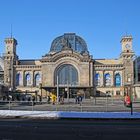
[120,35,135,87]
[3,38,18,91]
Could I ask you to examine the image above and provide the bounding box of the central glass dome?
[50,33,88,54]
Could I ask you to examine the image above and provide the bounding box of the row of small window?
[95,73,121,87]
[16,73,41,87]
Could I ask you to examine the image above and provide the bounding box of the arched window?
[95,73,100,86]
[16,73,21,86]
[105,73,111,86]
[55,64,78,86]
[115,73,121,87]
[35,73,41,86]
[25,73,31,86]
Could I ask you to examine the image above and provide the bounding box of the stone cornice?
[14,65,41,69]
[41,51,93,63]
[94,64,124,71]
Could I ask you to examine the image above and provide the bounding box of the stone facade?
[2,33,138,98]
[0,57,4,97]
[134,57,140,98]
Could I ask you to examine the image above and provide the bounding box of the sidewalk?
[0,110,140,119]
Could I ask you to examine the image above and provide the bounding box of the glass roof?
[50,33,88,54]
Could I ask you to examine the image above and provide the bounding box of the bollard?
[32,101,34,111]
[106,96,108,112]
[131,102,133,115]
[80,106,82,112]
[56,105,58,111]
[94,97,96,105]
[112,96,114,105]
[9,101,11,110]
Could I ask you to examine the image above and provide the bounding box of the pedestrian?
[47,95,51,104]
[79,95,83,102]
[75,95,78,104]
[52,94,56,105]
[39,95,42,102]
[77,95,80,104]
[58,95,61,103]
[32,95,35,105]
[60,95,64,104]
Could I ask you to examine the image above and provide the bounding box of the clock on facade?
[125,44,130,49]
[7,46,10,51]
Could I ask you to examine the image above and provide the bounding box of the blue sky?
[0,0,140,59]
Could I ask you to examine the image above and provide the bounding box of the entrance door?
[55,64,78,86]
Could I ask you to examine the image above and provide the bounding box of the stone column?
[102,70,105,87]
[22,71,25,87]
[31,71,34,86]
[90,62,93,86]
[112,70,115,87]
[32,70,35,87]
[20,71,24,86]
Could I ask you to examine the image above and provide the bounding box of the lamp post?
[64,80,69,103]
[130,74,134,115]
[125,73,133,115]
[39,83,42,102]
[56,75,59,104]
[7,67,12,100]
[112,88,114,104]
[134,55,138,99]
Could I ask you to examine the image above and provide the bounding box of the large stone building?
[0,57,4,84]
[2,33,140,98]
[134,56,140,97]
[0,57,4,97]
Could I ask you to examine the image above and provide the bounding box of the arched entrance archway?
[55,64,79,86]
[55,64,79,98]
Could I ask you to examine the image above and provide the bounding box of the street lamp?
[56,75,59,104]
[124,73,133,115]
[39,83,42,102]
[67,80,70,102]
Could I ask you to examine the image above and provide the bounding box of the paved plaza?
[0,97,140,112]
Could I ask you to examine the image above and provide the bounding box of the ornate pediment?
[41,51,92,63]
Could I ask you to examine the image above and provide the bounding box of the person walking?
[51,94,56,105]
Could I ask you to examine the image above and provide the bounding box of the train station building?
[1,33,140,98]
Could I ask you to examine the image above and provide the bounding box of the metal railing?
[0,97,140,112]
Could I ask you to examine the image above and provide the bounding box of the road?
[0,119,140,140]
